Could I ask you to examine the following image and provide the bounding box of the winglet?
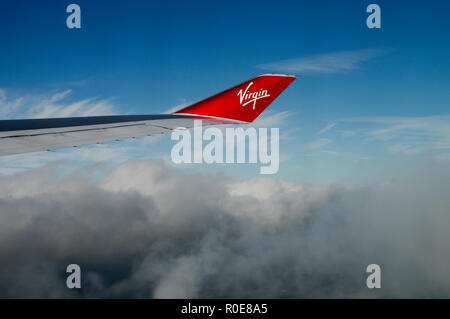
[174,74,296,123]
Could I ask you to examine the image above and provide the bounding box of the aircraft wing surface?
[0,74,296,156]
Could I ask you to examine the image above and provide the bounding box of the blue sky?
[1,0,449,183]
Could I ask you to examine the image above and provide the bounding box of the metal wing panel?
[0,123,165,156]
[0,116,210,156]
[0,114,240,156]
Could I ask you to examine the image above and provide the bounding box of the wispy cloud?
[308,138,332,149]
[340,130,356,137]
[256,48,388,75]
[321,150,340,156]
[163,101,191,114]
[317,122,336,135]
[0,88,116,119]
[344,114,450,156]
[0,89,23,118]
[252,110,293,128]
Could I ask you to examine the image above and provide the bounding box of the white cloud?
[163,101,191,114]
[317,122,336,135]
[308,138,332,149]
[256,48,388,74]
[251,110,293,128]
[340,130,356,137]
[0,159,449,297]
[321,150,340,156]
[0,89,24,117]
[344,114,450,156]
[0,88,116,119]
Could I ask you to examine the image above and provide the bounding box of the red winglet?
[174,74,296,123]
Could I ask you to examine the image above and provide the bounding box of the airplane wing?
[0,74,296,156]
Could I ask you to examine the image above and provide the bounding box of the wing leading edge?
[0,74,296,156]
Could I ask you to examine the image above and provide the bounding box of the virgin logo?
[237,82,270,110]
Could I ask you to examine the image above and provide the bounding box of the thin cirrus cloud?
[343,115,450,156]
[256,48,388,75]
[307,138,332,149]
[0,88,117,119]
[317,122,336,135]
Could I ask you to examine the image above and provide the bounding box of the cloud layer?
[0,159,450,298]
[256,48,387,75]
